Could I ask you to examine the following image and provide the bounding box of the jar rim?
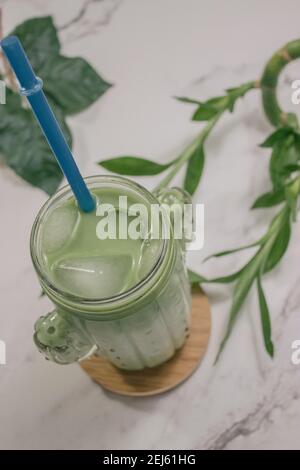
[30,175,171,308]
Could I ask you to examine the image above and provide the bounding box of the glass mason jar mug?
[31,176,192,370]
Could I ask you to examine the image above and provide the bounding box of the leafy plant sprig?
[0,13,111,194]
[99,81,257,195]
[99,39,300,362]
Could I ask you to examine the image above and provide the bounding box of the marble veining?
[0,0,300,450]
[57,0,123,43]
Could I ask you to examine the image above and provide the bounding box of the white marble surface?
[1,0,300,450]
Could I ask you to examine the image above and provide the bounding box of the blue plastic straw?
[0,36,95,212]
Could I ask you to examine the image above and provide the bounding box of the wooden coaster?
[80,287,211,396]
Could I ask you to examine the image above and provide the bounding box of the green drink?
[43,187,161,299]
[32,176,192,370]
[1,35,192,370]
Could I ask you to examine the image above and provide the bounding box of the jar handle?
[34,310,96,365]
[154,187,193,252]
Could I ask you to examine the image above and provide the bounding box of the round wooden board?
[80,287,211,396]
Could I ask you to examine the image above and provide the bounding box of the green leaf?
[5,15,111,193]
[260,129,300,190]
[269,145,285,188]
[98,156,173,176]
[214,247,267,363]
[206,96,228,108]
[204,240,260,261]
[251,188,285,209]
[0,89,63,194]
[40,55,111,115]
[184,144,205,195]
[285,113,299,130]
[188,270,207,285]
[212,205,288,362]
[285,178,300,222]
[225,81,255,96]
[203,266,248,284]
[257,276,274,357]
[263,211,291,272]
[10,16,111,115]
[188,267,245,285]
[10,16,60,70]
[285,188,297,221]
[260,127,293,148]
[207,271,244,284]
[226,81,255,112]
[282,163,300,173]
[203,199,291,364]
[191,82,255,121]
[269,135,300,188]
[192,96,228,121]
[192,104,219,121]
[175,96,202,105]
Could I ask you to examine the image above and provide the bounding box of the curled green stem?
[261,39,300,128]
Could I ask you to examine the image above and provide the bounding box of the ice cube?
[42,205,79,254]
[52,255,133,298]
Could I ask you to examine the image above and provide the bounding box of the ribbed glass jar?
[31,176,192,370]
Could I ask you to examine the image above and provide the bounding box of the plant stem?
[154,111,222,191]
[261,39,300,127]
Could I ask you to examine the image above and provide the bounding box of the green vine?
[99,39,300,362]
[261,39,300,127]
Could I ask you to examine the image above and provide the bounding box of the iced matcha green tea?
[0,37,191,370]
[32,176,191,369]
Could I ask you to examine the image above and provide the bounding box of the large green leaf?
[0,89,63,194]
[99,156,173,176]
[3,15,111,194]
[184,144,205,194]
[41,55,111,115]
[10,16,60,70]
[11,16,111,115]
